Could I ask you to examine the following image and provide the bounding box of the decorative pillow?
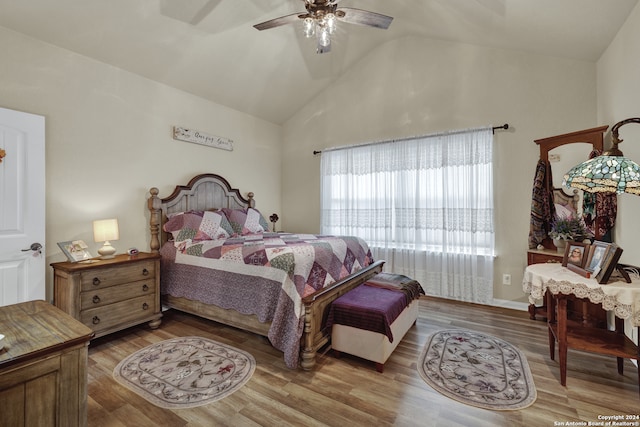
[220,208,270,235]
[163,210,233,243]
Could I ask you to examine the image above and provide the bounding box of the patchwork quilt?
[160,233,374,369]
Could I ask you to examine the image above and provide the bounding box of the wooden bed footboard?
[161,260,384,370]
[300,260,384,370]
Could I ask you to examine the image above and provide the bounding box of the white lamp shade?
[93,218,120,242]
[93,218,119,259]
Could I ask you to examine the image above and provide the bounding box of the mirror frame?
[534,125,608,247]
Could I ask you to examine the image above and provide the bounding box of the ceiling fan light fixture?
[318,27,331,47]
[325,13,337,33]
[253,1,393,55]
[303,17,315,37]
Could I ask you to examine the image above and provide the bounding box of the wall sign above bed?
[173,126,233,151]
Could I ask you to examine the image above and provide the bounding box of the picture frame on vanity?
[585,240,611,276]
[595,243,626,284]
[562,241,592,278]
[57,240,93,262]
[562,241,589,268]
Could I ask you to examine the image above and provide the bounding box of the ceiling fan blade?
[254,13,303,31]
[337,7,393,29]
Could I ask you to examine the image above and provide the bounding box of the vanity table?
[523,263,640,394]
[527,125,608,319]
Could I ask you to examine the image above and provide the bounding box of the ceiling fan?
[253,0,393,54]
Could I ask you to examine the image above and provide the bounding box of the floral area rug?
[113,336,255,409]
[417,329,537,410]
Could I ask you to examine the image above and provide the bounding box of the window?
[320,127,495,303]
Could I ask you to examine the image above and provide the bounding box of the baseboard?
[421,295,529,312]
[489,299,529,312]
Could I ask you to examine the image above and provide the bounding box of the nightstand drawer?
[80,294,157,331]
[80,279,155,308]
[80,261,155,291]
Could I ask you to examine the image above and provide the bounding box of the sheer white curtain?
[320,127,494,304]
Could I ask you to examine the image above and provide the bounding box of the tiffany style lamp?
[563,117,640,195]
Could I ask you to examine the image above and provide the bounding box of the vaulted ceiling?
[0,0,636,124]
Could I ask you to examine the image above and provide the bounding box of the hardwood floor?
[87,297,639,426]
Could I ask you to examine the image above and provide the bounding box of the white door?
[0,107,45,306]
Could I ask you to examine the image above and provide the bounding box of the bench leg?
[375,362,384,373]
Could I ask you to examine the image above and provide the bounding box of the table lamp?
[93,218,119,259]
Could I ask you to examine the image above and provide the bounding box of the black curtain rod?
[312,124,509,155]
[493,123,509,133]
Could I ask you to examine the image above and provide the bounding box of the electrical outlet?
[502,274,512,285]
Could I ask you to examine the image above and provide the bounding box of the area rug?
[417,329,537,410]
[113,336,255,409]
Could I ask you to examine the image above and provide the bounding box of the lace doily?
[523,263,640,327]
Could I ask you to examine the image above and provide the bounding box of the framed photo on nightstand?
[57,240,93,262]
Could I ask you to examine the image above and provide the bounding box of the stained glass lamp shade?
[563,118,640,195]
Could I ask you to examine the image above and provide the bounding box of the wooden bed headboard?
[148,173,255,252]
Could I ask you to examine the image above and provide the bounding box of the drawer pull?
[92,316,101,325]
[142,268,149,276]
[142,284,149,292]
[92,277,101,286]
[92,295,101,304]
[142,302,149,310]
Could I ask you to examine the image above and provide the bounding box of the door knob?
[21,242,42,254]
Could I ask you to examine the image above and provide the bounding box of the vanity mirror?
[530,125,607,252]
[527,125,609,321]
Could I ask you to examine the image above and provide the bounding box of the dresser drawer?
[527,250,562,265]
[80,279,155,309]
[80,261,155,291]
[80,294,157,332]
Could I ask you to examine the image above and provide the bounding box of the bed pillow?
[220,207,270,235]
[163,210,233,243]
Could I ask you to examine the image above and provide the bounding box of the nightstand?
[51,252,162,338]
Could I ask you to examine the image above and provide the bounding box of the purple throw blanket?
[326,273,424,342]
[326,285,407,342]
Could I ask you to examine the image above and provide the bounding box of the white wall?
[0,24,606,305]
[0,27,282,301]
[282,35,598,303]
[597,2,640,267]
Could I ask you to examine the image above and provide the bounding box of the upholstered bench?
[327,273,423,372]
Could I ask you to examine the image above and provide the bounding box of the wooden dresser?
[51,252,162,338]
[0,300,94,427]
